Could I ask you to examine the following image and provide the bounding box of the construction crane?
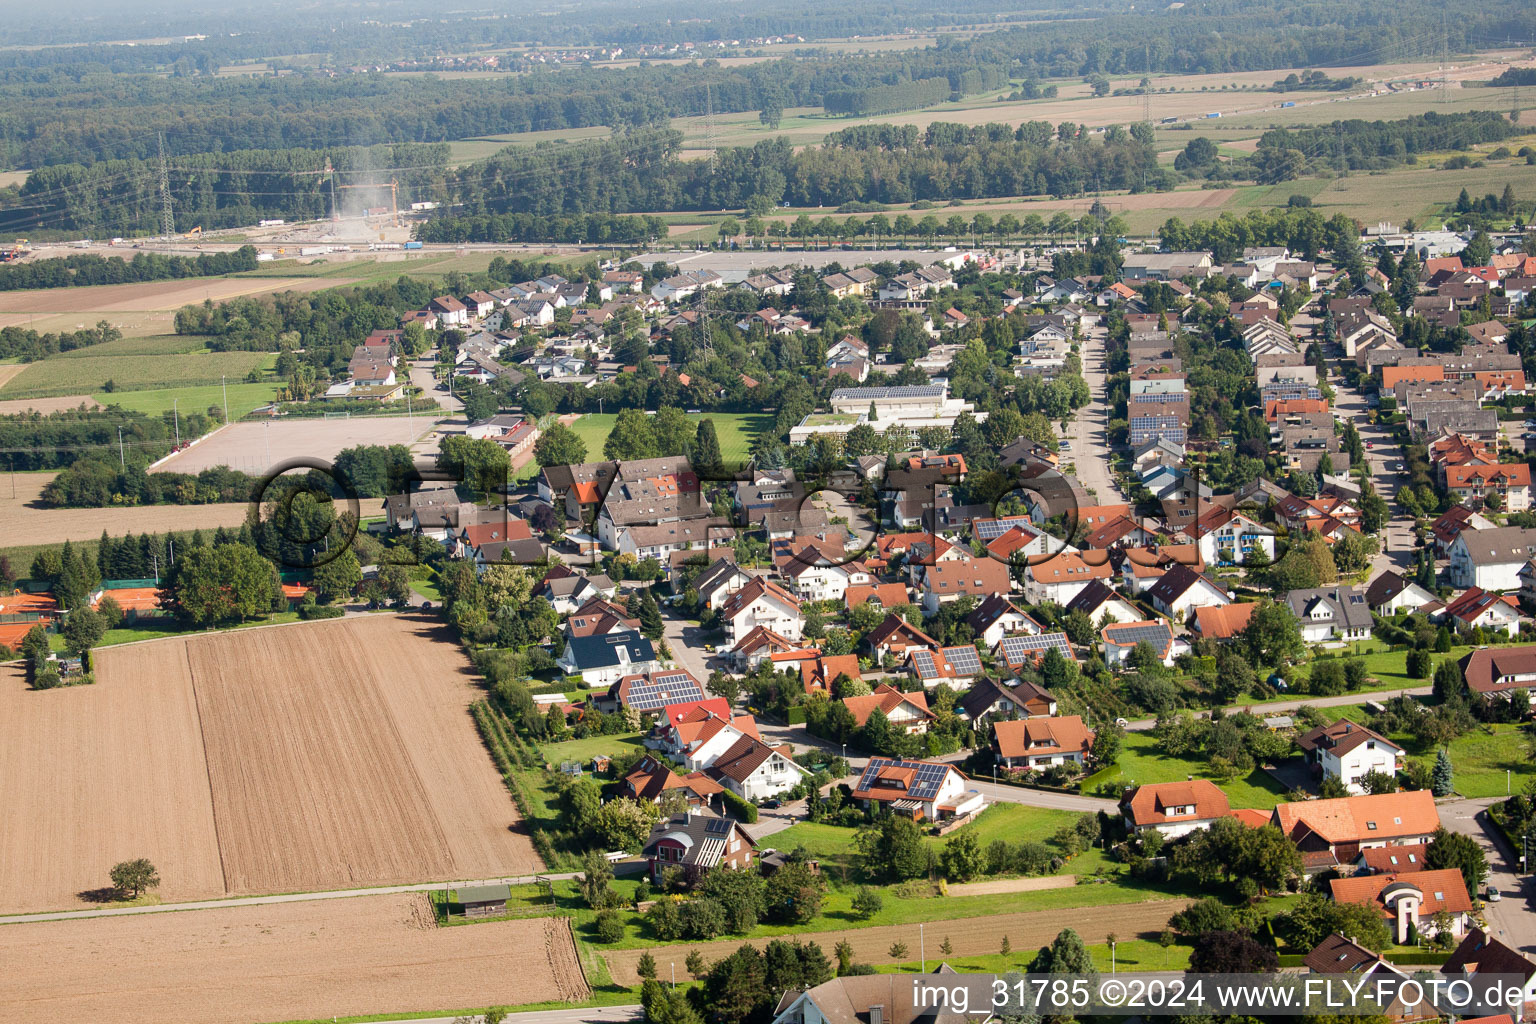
[335,179,400,227]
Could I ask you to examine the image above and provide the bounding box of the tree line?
[0,404,204,472]
[414,211,667,246]
[0,321,120,362]
[0,247,258,291]
[442,121,1161,220]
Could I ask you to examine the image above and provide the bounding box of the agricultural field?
[0,275,344,338]
[149,413,448,476]
[0,894,587,1024]
[448,124,613,165]
[0,346,274,401]
[563,411,771,466]
[0,470,252,548]
[0,615,538,913]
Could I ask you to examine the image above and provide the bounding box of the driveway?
[1439,796,1536,955]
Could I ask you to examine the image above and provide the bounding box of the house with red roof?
[1330,869,1473,945]
[992,715,1094,770]
[1442,586,1521,636]
[842,683,933,734]
[865,613,938,661]
[1119,780,1235,838]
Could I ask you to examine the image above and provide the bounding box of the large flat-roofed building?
[792,383,983,445]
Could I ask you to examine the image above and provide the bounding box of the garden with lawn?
[1080,731,1290,810]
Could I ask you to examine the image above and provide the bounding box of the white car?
[1487,885,1502,902]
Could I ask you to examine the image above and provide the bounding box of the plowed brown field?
[0,615,537,913]
[0,893,587,1024]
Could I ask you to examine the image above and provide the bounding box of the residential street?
[1066,323,1125,505]
[409,355,464,413]
[1324,369,1414,575]
[1439,797,1536,956]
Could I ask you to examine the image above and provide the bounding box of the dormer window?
[1366,821,1377,830]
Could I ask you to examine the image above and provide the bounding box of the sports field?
[149,414,446,476]
[0,615,538,913]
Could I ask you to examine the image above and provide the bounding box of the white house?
[1190,506,1277,566]
[717,578,803,644]
[702,735,810,801]
[991,715,1094,770]
[1147,564,1230,622]
[556,630,659,688]
[782,556,873,604]
[691,559,756,610]
[1447,526,1536,591]
[1284,587,1375,643]
[1022,552,1113,605]
[1365,570,1438,616]
[850,756,985,822]
[1297,720,1405,794]
[1120,780,1234,839]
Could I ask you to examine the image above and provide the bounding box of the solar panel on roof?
[973,516,1037,541]
[831,385,945,400]
[998,633,1073,665]
[942,645,981,675]
[1102,622,1171,648]
[911,650,939,677]
[624,672,705,712]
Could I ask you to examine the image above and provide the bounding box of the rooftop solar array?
[998,632,1073,666]
[973,516,1039,541]
[624,671,705,712]
[1101,621,1172,649]
[857,757,953,801]
[941,645,982,676]
[831,385,945,400]
[910,649,939,678]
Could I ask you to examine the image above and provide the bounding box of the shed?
[457,883,510,918]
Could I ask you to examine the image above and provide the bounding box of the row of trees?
[0,247,258,291]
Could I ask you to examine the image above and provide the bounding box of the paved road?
[410,355,464,413]
[1065,323,1126,505]
[660,603,718,684]
[1325,368,1414,575]
[1439,797,1536,955]
[0,870,587,927]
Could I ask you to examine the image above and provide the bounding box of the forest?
[0,322,122,362]
[0,247,259,291]
[440,122,1162,218]
[1,0,1534,173]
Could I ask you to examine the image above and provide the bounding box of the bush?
[594,910,625,943]
[299,603,346,620]
[32,669,62,690]
[722,790,758,823]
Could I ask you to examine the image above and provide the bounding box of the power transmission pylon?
[704,82,719,175]
[157,132,174,240]
[1143,43,1153,125]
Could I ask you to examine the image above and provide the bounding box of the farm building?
[456,883,510,918]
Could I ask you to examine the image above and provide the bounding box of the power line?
[158,131,174,239]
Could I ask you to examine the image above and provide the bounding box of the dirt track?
[0,615,538,913]
[604,899,1192,984]
[0,894,586,1024]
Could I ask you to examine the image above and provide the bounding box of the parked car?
[1487,885,1502,902]
[761,799,783,810]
